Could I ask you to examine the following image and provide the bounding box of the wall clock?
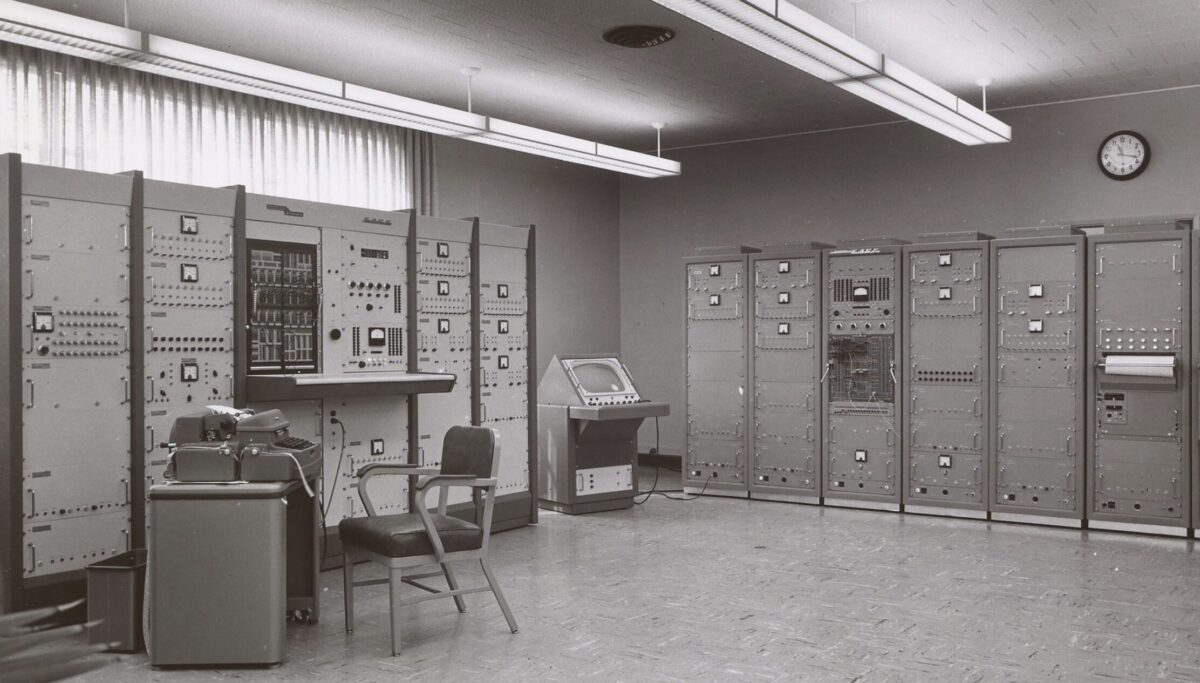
[1098,130,1150,180]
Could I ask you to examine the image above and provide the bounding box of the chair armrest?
[412,476,500,560]
[414,475,497,491]
[355,464,441,516]
[355,463,440,479]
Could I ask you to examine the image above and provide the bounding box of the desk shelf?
[245,372,456,402]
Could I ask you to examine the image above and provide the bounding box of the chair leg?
[442,563,467,613]
[389,566,404,656]
[479,558,518,634]
[342,549,355,633]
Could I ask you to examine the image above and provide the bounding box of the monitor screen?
[572,362,628,394]
[562,358,641,405]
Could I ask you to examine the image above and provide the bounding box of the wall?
[436,138,622,379]
[620,87,1200,455]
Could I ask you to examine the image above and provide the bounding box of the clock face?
[1098,131,1150,180]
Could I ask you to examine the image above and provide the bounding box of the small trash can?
[87,548,147,652]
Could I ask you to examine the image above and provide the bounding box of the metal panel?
[140,180,237,540]
[1087,229,1191,528]
[991,236,1085,519]
[1,154,20,611]
[822,247,903,506]
[750,251,821,500]
[413,216,475,507]
[20,165,133,580]
[240,195,413,540]
[684,256,748,495]
[902,241,988,513]
[321,228,407,373]
[319,217,411,528]
[478,222,533,511]
[317,396,408,521]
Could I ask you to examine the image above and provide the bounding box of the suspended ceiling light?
[0,0,681,177]
[647,0,1011,145]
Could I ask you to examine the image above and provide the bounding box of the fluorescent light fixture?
[649,0,1011,145]
[147,35,342,97]
[0,0,681,177]
[344,84,487,132]
[468,118,681,178]
[0,0,139,49]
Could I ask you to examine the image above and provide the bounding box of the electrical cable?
[280,451,315,498]
[319,416,349,562]
[634,417,711,503]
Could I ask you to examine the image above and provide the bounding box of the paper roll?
[1102,354,1175,378]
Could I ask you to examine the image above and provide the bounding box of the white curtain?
[0,42,435,212]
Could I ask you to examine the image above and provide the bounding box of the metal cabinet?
[822,239,907,511]
[748,244,826,503]
[683,247,758,497]
[990,227,1086,526]
[902,233,991,518]
[1086,220,1192,535]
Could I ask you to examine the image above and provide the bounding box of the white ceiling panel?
[16,0,1200,149]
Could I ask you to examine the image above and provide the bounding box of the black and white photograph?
[1,0,1199,681]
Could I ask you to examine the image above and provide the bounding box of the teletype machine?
[537,354,670,514]
[164,407,321,487]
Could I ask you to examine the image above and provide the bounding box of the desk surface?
[245,371,456,401]
[149,481,299,499]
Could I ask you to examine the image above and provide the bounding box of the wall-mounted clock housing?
[1098,130,1150,180]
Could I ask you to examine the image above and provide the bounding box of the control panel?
[316,397,409,524]
[413,216,474,508]
[141,182,237,534]
[21,166,133,578]
[247,240,319,374]
[750,252,820,498]
[322,229,406,372]
[823,246,902,504]
[1089,232,1190,527]
[575,465,633,496]
[479,223,532,500]
[993,238,1084,517]
[684,256,749,492]
[904,242,988,511]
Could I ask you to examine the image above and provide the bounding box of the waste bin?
[87,548,148,652]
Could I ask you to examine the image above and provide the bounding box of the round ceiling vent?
[603,25,676,48]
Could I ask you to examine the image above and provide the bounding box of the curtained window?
[0,42,435,213]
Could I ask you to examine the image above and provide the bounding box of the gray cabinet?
[684,248,756,496]
[903,233,990,517]
[749,245,826,503]
[1087,221,1192,534]
[990,227,1086,526]
[823,239,907,510]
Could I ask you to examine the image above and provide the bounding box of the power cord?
[319,416,349,562]
[634,417,712,503]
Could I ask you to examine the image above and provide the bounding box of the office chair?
[338,426,518,656]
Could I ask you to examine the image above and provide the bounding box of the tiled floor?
[85,468,1200,682]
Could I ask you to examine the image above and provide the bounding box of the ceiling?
[20,0,1200,150]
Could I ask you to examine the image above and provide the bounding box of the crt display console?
[538,354,669,514]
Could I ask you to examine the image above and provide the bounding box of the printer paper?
[1103,354,1175,378]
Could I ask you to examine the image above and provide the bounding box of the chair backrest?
[440,426,498,479]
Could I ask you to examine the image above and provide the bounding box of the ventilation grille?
[833,278,853,302]
[602,25,675,48]
[871,276,890,301]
